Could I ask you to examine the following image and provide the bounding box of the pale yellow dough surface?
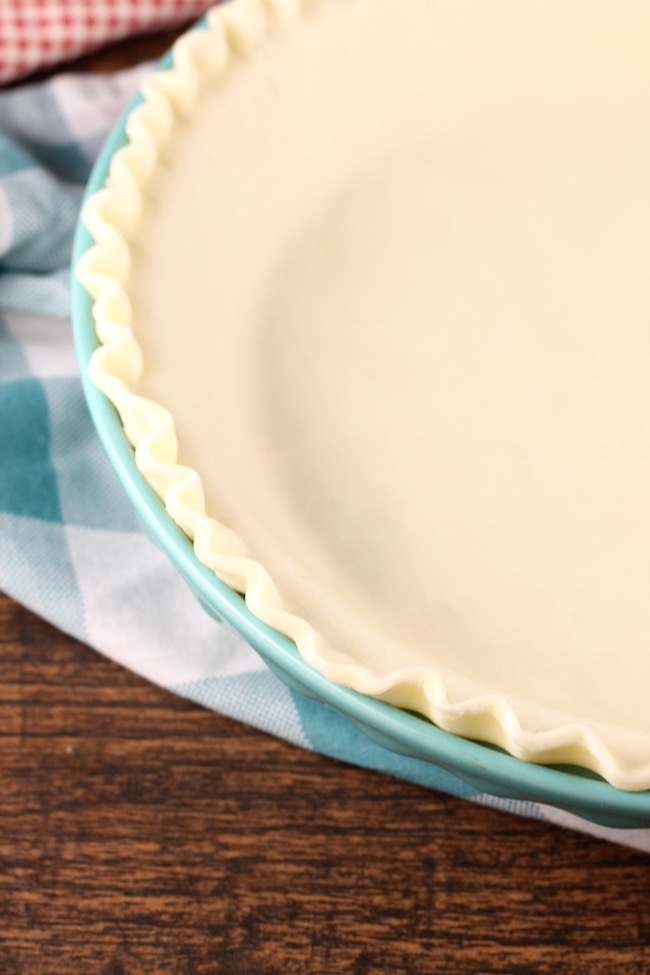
[124,0,650,782]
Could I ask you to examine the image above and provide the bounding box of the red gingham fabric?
[0,0,213,86]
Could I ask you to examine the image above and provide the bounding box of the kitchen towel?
[1,64,648,851]
[0,0,211,86]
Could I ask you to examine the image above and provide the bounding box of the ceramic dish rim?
[70,22,650,828]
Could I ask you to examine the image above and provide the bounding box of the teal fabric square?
[44,377,140,532]
[0,377,62,522]
[0,84,90,183]
[0,168,82,273]
[292,689,483,801]
[0,131,33,176]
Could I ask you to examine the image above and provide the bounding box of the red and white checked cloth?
[0,0,213,86]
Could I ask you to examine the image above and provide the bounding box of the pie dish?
[75,0,650,796]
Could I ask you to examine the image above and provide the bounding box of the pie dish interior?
[78,0,650,790]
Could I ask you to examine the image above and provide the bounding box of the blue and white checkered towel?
[1,66,648,851]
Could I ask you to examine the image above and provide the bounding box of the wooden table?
[2,25,650,975]
[3,592,650,975]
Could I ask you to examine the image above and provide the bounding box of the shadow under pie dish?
[73,0,650,815]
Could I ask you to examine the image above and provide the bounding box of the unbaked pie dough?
[79,0,650,789]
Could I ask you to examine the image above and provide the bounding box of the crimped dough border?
[76,0,650,791]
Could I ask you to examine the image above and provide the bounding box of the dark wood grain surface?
[2,25,650,975]
[2,591,650,975]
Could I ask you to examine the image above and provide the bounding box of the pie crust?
[77,0,650,790]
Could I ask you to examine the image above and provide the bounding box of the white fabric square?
[51,63,154,143]
[2,311,79,378]
[66,522,266,687]
[540,804,650,854]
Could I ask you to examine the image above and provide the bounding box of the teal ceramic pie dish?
[71,4,650,829]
